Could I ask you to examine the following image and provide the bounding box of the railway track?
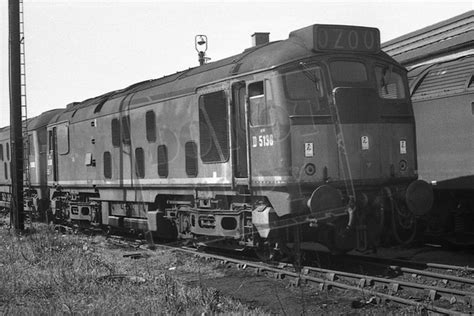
[301,256,474,313]
[105,235,474,315]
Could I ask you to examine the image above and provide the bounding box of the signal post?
[9,0,25,231]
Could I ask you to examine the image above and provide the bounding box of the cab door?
[47,127,58,182]
[231,82,248,180]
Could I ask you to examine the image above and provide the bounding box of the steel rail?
[342,253,474,285]
[426,262,474,273]
[302,265,474,301]
[353,257,474,286]
[345,253,474,273]
[387,265,474,286]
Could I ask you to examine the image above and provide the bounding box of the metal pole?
[9,0,25,231]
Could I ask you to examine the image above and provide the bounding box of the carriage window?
[375,66,406,99]
[157,145,168,178]
[135,147,145,178]
[146,111,156,142]
[111,119,120,147]
[249,81,270,126]
[122,115,131,144]
[0,144,3,161]
[6,143,10,161]
[48,129,54,152]
[199,91,229,163]
[103,151,112,179]
[4,162,7,180]
[28,134,33,157]
[467,75,474,89]
[185,141,198,177]
[330,61,367,82]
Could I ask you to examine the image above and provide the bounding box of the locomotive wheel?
[390,198,417,245]
[105,226,113,236]
[332,218,356,253]
[254,241,280,262]
[361,200,385,251]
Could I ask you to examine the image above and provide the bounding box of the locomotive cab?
[244,25,433,251]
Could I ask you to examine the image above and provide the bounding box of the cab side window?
[57,124,69,155]
[249,81,268,126]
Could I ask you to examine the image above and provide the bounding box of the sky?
[0,0,472,128]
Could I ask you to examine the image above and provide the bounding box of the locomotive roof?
[50,23,393,124]
[0,109,64,139]
[0,126,9,137]
[58,40,312,114]
[27,109,64,130]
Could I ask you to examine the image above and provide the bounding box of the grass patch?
[0,224,264,314]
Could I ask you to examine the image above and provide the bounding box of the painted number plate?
[252,134,274,148]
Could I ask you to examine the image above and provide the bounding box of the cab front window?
[375,66,407,99]
[330,61,368,82]
[283,65,328,115]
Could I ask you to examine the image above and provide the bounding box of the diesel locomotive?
[0,23,433,254]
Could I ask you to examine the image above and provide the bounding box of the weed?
[0,224,264,314]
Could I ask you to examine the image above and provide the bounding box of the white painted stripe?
[252,176,292,184]
[51,177,231,186]
[50,176,294,187]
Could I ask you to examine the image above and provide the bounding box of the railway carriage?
[6,23,433,254]
[408,54,474,242]
[0,110,62,216]
[382,11,474,245]
[0,126,11,210]
[24,109,64,217]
